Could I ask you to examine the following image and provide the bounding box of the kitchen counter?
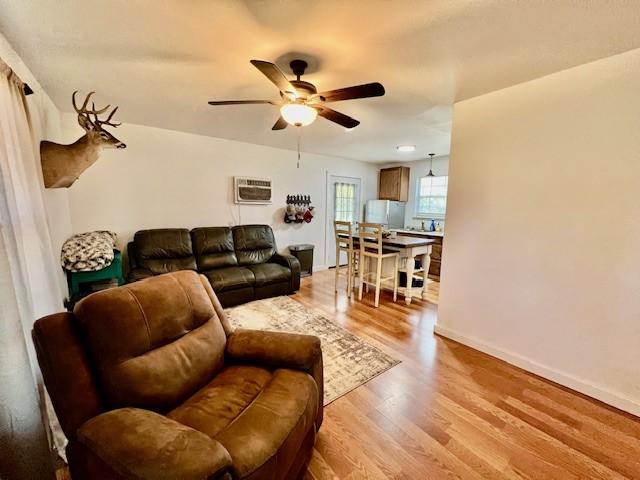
[390,229,444,281]
[391,229,444,238]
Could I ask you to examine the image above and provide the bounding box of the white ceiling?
[1,0,640,163]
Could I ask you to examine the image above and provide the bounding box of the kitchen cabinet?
[379,166,410,202]
[428,243,442,279]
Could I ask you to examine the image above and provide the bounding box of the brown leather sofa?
[33,271,323,480]
[126,225,301,307]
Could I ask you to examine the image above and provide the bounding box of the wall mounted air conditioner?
[234,177,272,204]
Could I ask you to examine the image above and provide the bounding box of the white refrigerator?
[364,200,405,229]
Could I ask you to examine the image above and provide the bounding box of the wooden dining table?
[347,233,437,305]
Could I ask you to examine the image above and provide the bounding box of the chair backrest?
[357,222,384,256]
[73,271,229,411]
[191,227,238,271]
[232,225,277,265]
[334,220,354,251]
[133,228,197,274]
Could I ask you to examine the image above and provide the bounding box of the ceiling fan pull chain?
[297,127,301,169]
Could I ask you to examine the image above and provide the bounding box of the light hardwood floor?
[299,270,640,480]
[57,270,640,479]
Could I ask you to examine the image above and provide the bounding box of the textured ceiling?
[1,0,640,162]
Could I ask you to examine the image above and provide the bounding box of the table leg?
[404,254,415,305]
[420,248,432,300]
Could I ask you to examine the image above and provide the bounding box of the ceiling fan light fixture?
[396,145,416,153]
[280,103,317,127]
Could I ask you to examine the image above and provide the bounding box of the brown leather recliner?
[126,225,301,307]
[33,271,323,480]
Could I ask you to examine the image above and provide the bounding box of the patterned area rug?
[226,296,401,405]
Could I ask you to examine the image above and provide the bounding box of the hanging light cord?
[296,127,301,168]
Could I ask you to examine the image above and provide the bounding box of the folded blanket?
[61,231,117,272]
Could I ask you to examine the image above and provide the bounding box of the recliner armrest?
[126,267,154,283]
[226,328,320,370]
[77,408,232,480]
[269,253,301,290]
[226,329,324,427]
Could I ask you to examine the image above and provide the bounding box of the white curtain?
[0,58,62,479]
[334,182,356,222]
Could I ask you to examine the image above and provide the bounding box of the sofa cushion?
[134,229,197,274]
[232,225,276,265]
[204,267,256,292]
[169,366,318,479]
[74,271,227,410]
[215,369,318,479]
[247,263,291,287]
[167,366,272,438]
[191,227,238,271]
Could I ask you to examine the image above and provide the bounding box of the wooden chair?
[334,220,358,297]
[357,223,399,307]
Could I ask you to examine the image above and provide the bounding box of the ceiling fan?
[208,59,385,130]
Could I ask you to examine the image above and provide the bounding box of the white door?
[325,175,362,268]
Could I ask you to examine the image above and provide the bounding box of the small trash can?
[288,244,314,277]
[399,258,424,288]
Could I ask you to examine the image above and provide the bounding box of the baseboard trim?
[313,265,329,272]
[433,324,640,417]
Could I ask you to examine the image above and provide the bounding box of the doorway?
[325,174,362,268]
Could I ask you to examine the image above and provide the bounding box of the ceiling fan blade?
[272,116,288,130]
[250,60,297,97]
[314,82,385,102]
[208,100,276,105]
[314,105,360,129]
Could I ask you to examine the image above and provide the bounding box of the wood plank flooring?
[57,270,640,479]
[299,270,640,480]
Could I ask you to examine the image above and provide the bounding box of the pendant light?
[427,153,436,177]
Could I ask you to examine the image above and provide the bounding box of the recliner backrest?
[134,228,197,274]
[191,227,238,271]
[74,271,227,411]
[232,225,276,265]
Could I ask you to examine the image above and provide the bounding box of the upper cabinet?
[379,166,410,201]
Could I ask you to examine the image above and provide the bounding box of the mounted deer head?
[40,91,126,188]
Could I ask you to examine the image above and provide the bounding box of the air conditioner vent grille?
[234,176,272,204]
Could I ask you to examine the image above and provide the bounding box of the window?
[334,182,357,222]
[416,175,448,218]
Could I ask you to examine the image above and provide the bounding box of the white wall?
[382,156,449,229]
[65,117,379,269]
[437,47,640,415]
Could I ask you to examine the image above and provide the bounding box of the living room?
[2,2,640,479]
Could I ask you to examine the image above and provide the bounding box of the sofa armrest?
[127,241,139,268]
[226,329,323,427]
[77,408,232,480]
[126,267,154,283]
[270,253,301,291]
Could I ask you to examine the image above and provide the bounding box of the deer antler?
[97,106,122,128]
[72,90,122,132]
[72,91,110,115]
[89,101,121,129]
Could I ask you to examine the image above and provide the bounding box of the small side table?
[66,250,124,298]
[289,244,314,277]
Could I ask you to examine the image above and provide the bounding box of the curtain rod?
[0,56,34,95]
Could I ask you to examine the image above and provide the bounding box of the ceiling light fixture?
[396,145,416,153]
[280,103,318,127]
[427,153,436,177]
